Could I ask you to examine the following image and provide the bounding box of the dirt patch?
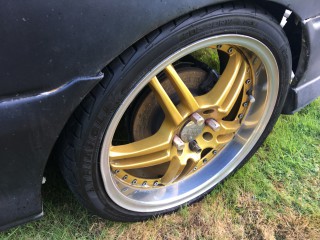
[114,193,319,240]
[236,193,319,240]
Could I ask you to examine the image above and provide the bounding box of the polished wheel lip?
[100,34,279,212]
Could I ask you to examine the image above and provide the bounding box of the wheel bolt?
[173,135,185,150]
[243,102,249,107]
[213,150,217,155]
[142,181,147,187]
[238,113,244,119]
[228,47,233,54]
[191,112,204,126]
[249,95,255,103]
[189,140,202,153]
[245,79,251,84]
[122,175,128,180]
[153,181,159,186]
[132,179,137,185]
[205,119,220,131]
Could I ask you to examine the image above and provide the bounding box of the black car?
[1,0,319,230]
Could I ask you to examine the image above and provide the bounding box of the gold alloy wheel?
[100,35,279,212]
[109,44,253,188]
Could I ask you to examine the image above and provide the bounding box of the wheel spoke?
[219,120,241,135]
[164,64,199,112]
[196,52,244,112]
[149,76,183,126]
[161,156,187,185]
[110,150,171,169]
[219,62,248,116]
[110,130,172,169]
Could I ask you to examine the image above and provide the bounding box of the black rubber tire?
[58,3,291,221]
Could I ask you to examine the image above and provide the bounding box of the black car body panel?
[283,15,320,113]
[0,0,319,230]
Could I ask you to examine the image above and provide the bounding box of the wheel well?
[255,1,304,76]
[150,0,305,79]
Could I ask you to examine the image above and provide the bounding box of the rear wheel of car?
[59,4,291,221]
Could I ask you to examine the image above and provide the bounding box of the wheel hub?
[180,119,205,142]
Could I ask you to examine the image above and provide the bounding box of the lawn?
[1,98,319,239]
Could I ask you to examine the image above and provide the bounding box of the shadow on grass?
[40,159,118,238]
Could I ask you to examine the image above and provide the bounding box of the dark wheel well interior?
[255,1,303,75]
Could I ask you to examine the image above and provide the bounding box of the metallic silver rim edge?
[100,35,279,212]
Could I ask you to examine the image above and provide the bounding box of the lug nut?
[245,79,251,84]
[243,102,249,107]
[228,47,233,54]
[205,119,220,131]
[249,95,255,103]
[191,112,204,126]
[238,113,244,119]
[189,140,202,153]
[173,135,185,150]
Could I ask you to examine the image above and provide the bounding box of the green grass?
[191,48,220,73]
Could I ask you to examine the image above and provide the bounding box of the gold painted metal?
[164,64,199,113]
[109,45,253,188]
[149,77,183,126]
